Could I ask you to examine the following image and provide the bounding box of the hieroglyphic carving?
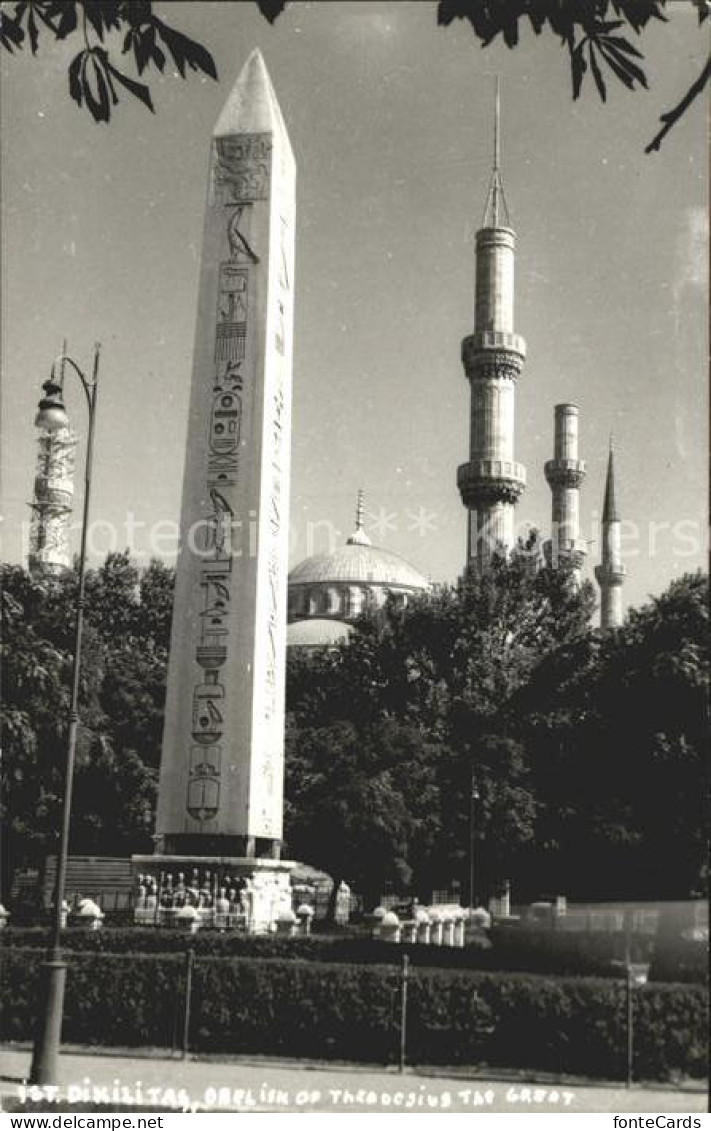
[208,360,244,487]
[187,206,257,824]
[275,216,290,355]
[214,134,271,204]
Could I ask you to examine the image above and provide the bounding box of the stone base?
[131,855,295,935]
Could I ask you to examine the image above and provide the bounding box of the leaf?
[599,38,648,87]
[68,47,86,105]
[51,0,77,38]
[27,7,40,53]
[82,0,122,40]
[597,42,642,91]
[0,8,25,51]
[256,0,288,22]
[599,34,645,58]
[104,54,155,111]
[151,15,217,79]
[588,43,607,102]
[502,13,519,48]
[571,40,588,100]
[81,49,111,122]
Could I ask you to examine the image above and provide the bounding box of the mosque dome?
[287,491,429,648]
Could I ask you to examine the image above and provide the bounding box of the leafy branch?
[436,0,706,152]
[645,53,711,153]
[0,0,217,122]
[1,0,707,147]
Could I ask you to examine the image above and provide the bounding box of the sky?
[1,1,708,613]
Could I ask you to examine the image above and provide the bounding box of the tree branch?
[645,54,711,153]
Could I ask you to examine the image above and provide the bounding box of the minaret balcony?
[594,563,627,586]
[463,330,527,359]
[544,536,588,564]
[544,458,587,489]
[457,458,526,506]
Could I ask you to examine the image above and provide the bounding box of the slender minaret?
[29,352,77,578]
[544,404,587,574]
[154,49,295,878]
[594,439,626,629]
[347,488,371,547]
[457,79,526,571]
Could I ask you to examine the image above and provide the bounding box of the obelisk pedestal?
[133,50,296,931]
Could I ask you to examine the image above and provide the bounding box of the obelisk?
[135,50,295,930]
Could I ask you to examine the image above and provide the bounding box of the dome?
[289,541,429,591]
[287,492,430,647]
[287,618,354,649]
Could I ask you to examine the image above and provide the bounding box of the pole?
[624,910,633,1088]
[30,348,100,1086]
[398,953,409,1074]
[182,948,195,1059]
[469,771,478,909]
[626,964,634,1088]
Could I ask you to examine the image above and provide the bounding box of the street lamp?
[30,346,101,1086]
[469,771,480,910]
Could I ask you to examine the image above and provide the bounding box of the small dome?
[287,618,354,649]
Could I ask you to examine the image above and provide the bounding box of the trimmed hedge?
[0,925,657,979]
[2,947,707,1080]
[648,935,709,986]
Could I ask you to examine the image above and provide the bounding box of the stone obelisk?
[135,50,295,930]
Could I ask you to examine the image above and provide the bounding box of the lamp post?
[30,346,101,1086]
[469,771,480,909]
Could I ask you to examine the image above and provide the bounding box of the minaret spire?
[483,77,510,229]
[595,440,626,629]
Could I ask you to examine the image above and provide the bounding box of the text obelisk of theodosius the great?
[156,50,295,859]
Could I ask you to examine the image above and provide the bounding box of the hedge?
[2,948,707,1080]
[0,925,663,980]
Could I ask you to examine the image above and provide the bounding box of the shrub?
[0,924,657,979]
[2,947,706,1080]
[648,935,709,985]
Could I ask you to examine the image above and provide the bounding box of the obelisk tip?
[213,48,293,162]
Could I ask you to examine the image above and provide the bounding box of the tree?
[0,552,174,900]
[284,717,443,915]
[517,571,708,899]
[285,546,596,903]
[1,0,707,149]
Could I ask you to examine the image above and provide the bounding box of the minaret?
[594,440,626,629]
[457,79,526,571]
[347,488,371,547]
[544,404,587,574]
[148,49,296,920]
[29,354,77,578]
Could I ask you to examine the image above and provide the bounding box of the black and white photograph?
[1,0,708,1119]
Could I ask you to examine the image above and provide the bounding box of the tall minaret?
[544,403,587,574]
[29,354,77,578]
[457,80,526,572]
[594,440,626,629]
